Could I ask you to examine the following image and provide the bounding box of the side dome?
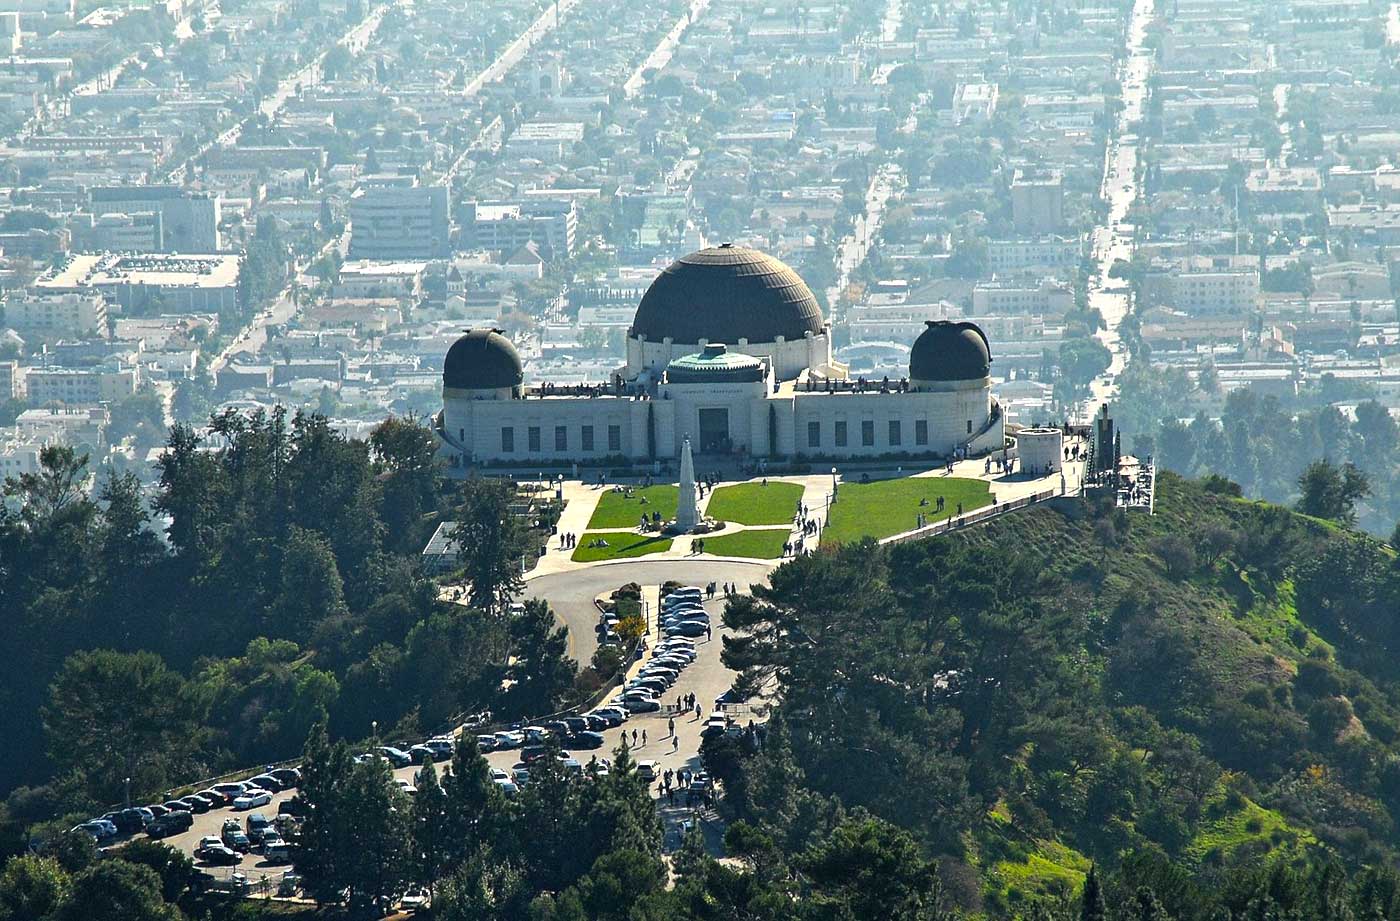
[630,244,824,344]
[909,321,992,381]
[443,329,523,390]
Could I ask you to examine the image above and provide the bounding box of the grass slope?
[705,481,805,526]
[570,532,672,562]
[586,485,679,529]
[698,528,790,559]
[823,475,991,543]
[734,471,1400,911]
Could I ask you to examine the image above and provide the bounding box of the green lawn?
[697,528,790,559]
[704,481,805,526]
[570,532,673,563]
[823,476,992,544]
[586,485,679,529]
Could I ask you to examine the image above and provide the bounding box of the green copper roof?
[665,344,765,383]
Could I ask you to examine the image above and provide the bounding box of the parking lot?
[126,571,763,878]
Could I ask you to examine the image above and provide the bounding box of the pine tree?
[1081,865,1107,921]
[441,733,506,867]
[412,759,451,890]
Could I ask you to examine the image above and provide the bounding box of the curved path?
[525,558,774,664]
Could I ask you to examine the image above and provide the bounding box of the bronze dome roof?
[909,321,992,381]
[443,329,523,390]
[630,245,824,344]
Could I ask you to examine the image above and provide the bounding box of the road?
[142,559,776,878]
[166,2,396,183]
[622,0,711,99]
[1078,0,1155,425]
[439,0,581,186]
[827,163,901,311]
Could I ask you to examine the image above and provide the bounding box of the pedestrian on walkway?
[642,729,647,746]
[705,624,712,641]
[672,735,679,753]
[694,702,702,719]
[631,729,637,746]
[669,717,676,737]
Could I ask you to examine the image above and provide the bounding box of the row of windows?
[805,418,971,449]
[497,424,622,454]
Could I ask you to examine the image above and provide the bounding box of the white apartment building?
[23,365,138,404]
[986,237,1082,276]
[2,291,108,338]
[972,278,1074,315]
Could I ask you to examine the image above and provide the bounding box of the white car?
[400,887,431,912]
[494,730,525,749]
[233,788,273,810]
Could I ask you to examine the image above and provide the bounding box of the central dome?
[630,245,824,344]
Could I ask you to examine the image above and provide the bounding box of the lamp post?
[830,467,838,495]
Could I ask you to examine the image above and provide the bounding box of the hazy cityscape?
[4,0,1400,917]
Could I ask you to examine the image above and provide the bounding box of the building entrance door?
[697,408,730,453]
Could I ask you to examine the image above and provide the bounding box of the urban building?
[2,291,108,338]
[347,177,449,260]
[1011,168,1065,235]
[89,186,222,252]
[461,199,577,261]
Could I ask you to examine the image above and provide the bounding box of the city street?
[1080,0,1155,424]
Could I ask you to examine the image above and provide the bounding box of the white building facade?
[438,247,1004,465]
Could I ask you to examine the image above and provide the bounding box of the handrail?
[879,485,1065,547]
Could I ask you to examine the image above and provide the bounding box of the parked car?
[247,774,284,792]
[494,730,525,749]
[409,744,436,765]
[196,790,230,808]
[583,714,609,732]
[666,620,708,637]
[637,761,659,782]
[592,707,628,727]
[543,720,570,736]
[620,695,661,713]
[566,730,605,750]
[423,738,454,760]
[177,795,211,814]
[628,677,670,695]
[233,789,273,811]
[563,716,589,733]
[277,796,309,818]
[196,843,242,866]
[268,767,302,788]
[400,886,431,912]
[102,808,149,835]
[520,745,550,764]
[222,825,251,852]
[475,734,500,752]
[378,747,412,768]
[142,804,170,820]
[246,813,273,843]
[72,819,117,841]
[146,810,193,838]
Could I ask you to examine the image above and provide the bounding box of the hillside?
[713,472,1400,918]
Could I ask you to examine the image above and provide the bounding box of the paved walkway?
[511,452,1086,579]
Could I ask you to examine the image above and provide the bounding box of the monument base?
[663,517,724,536]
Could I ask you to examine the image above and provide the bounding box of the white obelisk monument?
[675,436,701,532]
